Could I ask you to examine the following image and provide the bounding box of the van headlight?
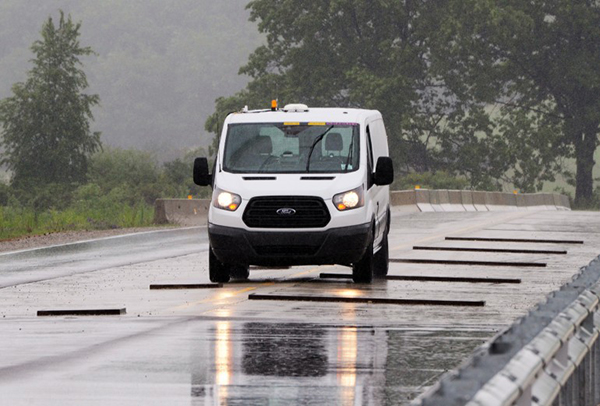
[213,188,241,211]
[333,186,364,211]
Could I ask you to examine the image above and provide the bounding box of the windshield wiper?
[305,126,334,172]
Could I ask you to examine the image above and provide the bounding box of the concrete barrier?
[560,194,571,210]
[552,193,563,210]
[515,193,527,209]
[390,190,571,213]
[504,193,518,211]
[415,189,435,212]
[471,191,489,211]
[154,198,209,226]
[448,190,467,211]
[429,190,444,212]
[485,191,505,211]
[526,193,545,210]
[438,190,454,212]
[155,190,572,225]
[390,190,420,212]
[460,190,477,212]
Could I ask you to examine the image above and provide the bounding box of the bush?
[0,182,10,206]
[0,146,211,239]
[10,182,76,211]
[88,148,165,205]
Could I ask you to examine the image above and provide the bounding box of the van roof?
[225,107,381,125]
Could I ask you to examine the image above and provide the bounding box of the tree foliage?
[0,11,101,190]
[206,0,600,203]
[204,1,520,189]
[431,0,600,203]
[206,1,442,173]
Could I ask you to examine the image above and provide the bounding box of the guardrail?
[412,255,600,406]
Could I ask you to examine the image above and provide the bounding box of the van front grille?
[243,196,330,228]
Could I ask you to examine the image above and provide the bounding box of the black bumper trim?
[208,223,371,266]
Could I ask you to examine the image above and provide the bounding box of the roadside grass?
[0,203,155,241]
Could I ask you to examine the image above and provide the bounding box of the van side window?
[366,125,374,189]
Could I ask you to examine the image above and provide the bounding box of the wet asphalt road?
[0,228,206,288]
[1,209,599,405]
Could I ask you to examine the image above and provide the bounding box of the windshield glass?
[223,122,360,173]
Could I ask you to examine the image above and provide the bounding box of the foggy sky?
[0,0,263,159]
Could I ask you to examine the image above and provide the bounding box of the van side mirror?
[374,156,394,186]
[193,157,212,186]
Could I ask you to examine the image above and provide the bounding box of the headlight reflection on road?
[338,325,358,405]
[215,320,232,402]
[337,289,361,298]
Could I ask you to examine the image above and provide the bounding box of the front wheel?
[352,239,373,283]
[230,265,250,281]
[209,246,230,283]
[373,234,389,278]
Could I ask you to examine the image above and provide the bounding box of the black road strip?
[319,273,521,284]
[248,293,485,307]
[446,237,584,244]
[149,283,222,290]
[389,258,547,267]
[319,273,353,279]
[37,308,126,316]
[386,275,521,284]
[413,246,567,255]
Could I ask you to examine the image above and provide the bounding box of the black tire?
[230,265,250,281]
[209,246,230,283]
[352,238,374,283]
[373,234,389,278]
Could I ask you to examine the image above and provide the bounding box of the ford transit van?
[194,103,393,283]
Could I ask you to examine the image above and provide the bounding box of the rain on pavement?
[1,209,599,405]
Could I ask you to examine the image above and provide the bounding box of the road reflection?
[191,319,386,404]
[189,319,487,404]
[215,320,231,401]
[338,326,358,405]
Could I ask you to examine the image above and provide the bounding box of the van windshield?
[223,123,360,173]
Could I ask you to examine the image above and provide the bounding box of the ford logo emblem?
[276,207,296,216]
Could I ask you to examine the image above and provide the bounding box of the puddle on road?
[188,321,491,405]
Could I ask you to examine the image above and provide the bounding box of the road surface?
[1,209,599,405]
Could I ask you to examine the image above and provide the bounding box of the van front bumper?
[208,223,372,267]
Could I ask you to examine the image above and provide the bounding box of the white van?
[194,103,393,283]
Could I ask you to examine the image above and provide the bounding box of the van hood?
[213,172,364,201]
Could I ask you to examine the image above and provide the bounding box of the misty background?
[0,0,262,160]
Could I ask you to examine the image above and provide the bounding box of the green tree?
[433,0,600,204]
[205,1,445,175]
[204,1,521,191]
[0,11,101,191]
